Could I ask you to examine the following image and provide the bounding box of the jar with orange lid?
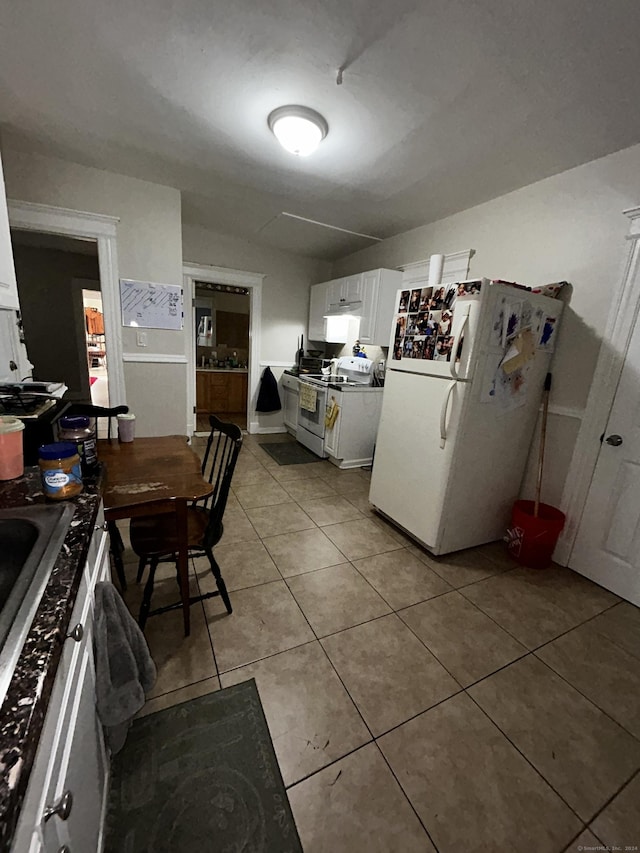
[38,442,83,500]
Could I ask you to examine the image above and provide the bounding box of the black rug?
[105,680,302,852]
[258,440,319,465]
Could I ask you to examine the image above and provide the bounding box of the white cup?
[117,413,136,443]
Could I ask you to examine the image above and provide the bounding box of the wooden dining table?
[98,435,213,635]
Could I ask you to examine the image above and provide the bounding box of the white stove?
[296,357,384,461]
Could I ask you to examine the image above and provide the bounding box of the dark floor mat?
[258,440,320,465]
[105,679,302,852]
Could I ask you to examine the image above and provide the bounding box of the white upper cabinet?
[340,275,365,304]
[308,269,402,345]
[0,149,19,311]
[308,279,349,343]
[308,280,330,340]
[358,268,402,344]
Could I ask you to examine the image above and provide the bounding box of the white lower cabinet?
[12,508,111,853]
[324,391,384,469]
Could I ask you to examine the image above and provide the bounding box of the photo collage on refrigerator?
[392,280,483,361]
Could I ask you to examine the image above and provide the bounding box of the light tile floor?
[116,433,640,853]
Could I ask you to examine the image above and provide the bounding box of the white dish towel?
[299,382,318,412]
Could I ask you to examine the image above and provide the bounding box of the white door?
[570,306,640,605]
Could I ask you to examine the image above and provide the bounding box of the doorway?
[183,262,264,438]
[10,229,107,402]
[7,199,125,409]
[562,205,640,605]
[194,282,250,434]
[82,288,110,407]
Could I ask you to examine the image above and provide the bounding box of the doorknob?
[605,434,623,446]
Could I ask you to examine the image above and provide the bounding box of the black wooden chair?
[61,403,129,440]
[130,415,243,634]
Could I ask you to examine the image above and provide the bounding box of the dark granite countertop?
[0,467,102,852]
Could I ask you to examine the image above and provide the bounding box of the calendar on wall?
[120,279,183,330]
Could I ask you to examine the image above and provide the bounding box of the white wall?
[332,142,640,508]
[183,223,331,430]
[2,146,185,436]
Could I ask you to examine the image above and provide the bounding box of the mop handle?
[534,372,552,518]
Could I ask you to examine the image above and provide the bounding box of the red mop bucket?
[507,500,565,569]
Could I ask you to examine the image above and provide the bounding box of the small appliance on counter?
[0,383,69,465]
[293,335,328,375]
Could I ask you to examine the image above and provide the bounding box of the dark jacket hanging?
[256,366,282,412]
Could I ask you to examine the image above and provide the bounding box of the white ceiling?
[2,0,640,259]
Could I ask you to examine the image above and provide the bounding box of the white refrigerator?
[369,279,563,555]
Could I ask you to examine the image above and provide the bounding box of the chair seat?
[130,505,209,558]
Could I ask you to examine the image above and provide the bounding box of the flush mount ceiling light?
[268,105,328,156]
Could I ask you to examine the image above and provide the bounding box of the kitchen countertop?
[196,367,248,373]
[288,370,385,392]
[0,468,102,852]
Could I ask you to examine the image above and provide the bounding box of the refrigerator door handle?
[449,305,470,379]
[440,380,457,448]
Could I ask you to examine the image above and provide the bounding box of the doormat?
[259,440,320,465]
[105,679,302,853]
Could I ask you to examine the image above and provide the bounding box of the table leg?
[107,520,128,592]
[176,501,190,637]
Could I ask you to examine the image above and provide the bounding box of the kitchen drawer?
[281,373,299,392]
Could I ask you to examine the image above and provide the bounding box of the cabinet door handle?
[44,790,73,822]
[66,623,84,643]
[95,521,108,531]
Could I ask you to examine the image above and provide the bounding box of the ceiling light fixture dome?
[268,105,328,156]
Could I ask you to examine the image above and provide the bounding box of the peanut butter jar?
[38,442,84,500]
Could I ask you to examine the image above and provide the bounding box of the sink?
[0,504,75,705]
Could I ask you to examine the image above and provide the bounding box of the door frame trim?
[7,199,126,406]
[556,205,640,564]
[183,262,264,435]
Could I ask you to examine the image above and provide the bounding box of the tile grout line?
[583,766,639,844]
[192,555,223,687]
[455,575,621,656]
[463,686,601,829]
[372,740,442,853]
[530,651,640,744]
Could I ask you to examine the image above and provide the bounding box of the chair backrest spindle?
[198,415,243,548]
